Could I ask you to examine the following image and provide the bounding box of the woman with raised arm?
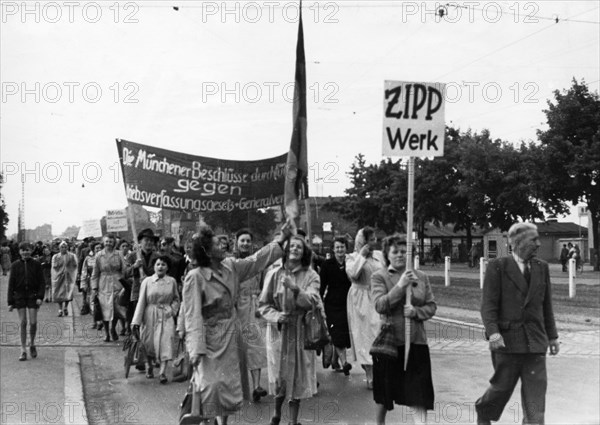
[182,221,291,425]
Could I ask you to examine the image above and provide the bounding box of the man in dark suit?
[476,222,559,425]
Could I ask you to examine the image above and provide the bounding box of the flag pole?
[404,157,415,371]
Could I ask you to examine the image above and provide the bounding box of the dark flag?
[284,1,308,219]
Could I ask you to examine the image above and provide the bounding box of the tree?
[325,154,408,234]
[0,173,8,241]
[328,126,543,249]
[534,78,600,270]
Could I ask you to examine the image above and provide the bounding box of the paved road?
[1,273,598,425]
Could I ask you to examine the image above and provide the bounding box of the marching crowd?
[4,220,559,425]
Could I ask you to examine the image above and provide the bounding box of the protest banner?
[116,139,287,213]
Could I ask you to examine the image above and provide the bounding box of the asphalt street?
[1,265,599,425]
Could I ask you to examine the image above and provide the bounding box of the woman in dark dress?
[319,237,352,375]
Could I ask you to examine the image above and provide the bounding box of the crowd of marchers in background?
[3,220,560,425]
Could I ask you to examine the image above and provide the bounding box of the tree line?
[325,79,599,270]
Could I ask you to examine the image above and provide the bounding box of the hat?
[137,228,159,243]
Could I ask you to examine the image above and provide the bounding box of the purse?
[92,294,103,322]
[369,322,399,359]
[303,305,330,350]
[179,371,207,425]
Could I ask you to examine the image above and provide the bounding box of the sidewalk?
[1,275,88,425]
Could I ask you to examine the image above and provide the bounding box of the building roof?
[533,221,587,236]
[424,223,488,238]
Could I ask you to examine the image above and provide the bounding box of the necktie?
[523,261,531,285]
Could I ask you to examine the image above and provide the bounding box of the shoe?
[104,335,111,342]
[252,387,267,402]
[269,417,281,425]
[111,329,119,341]
[64,309,68,316]
[30,346,37,359]
[58,310,63,317]
[119,328,126,336]
[91,323,97,330]
[135,364,146,372]
[19,352,27,361]
[331,359,341,371]
[342,362,352,376]
[159,373,168,384]
[146,369,154,379]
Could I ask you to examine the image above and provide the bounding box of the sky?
[1,0,598,236]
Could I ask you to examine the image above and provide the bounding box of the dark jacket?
[7,258,45,306]
[319,257,351,307]
[481,256,558,354]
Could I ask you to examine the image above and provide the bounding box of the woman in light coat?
[132,255,180,384]
[346,227,385,389]
[91,234,129,342]
[51,241,78,317]
[259,235,322,425]
[182,223,290,425]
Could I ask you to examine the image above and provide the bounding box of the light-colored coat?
[91,249,128,321]
[132,274,180,361]
[237,273,267,370]
[346,246,385,364]
[371,266,436,345]
[182,242,282,416]
[258,265,320,400]
[51,252,78,303]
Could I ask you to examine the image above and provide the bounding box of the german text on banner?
[383,81,446,157]
[284,2,309,219]
[116,139,287,213]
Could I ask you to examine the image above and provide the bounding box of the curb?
[64,348,89,425]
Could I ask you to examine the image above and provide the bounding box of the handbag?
[322,342,334,368]
[172,337,191,382]
[179,371,207,425]
[303,305,330,350]
[369,322,399,359]
[92,294,103,322]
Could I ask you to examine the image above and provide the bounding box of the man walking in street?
[476,222,560,425]
[560,244,569,272]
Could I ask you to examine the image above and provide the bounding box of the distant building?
[483,221,588,262]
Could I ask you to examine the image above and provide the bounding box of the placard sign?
[382,81,446,157]
[106,209,128,232]
[77,219,102,240]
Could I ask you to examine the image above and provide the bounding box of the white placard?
[106,209,128,232]
[383,80,446,157]
[77,219,103,240]
[578,206,589,217]
[322,222,332,232]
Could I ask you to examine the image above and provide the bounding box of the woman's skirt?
[372,344,434,411]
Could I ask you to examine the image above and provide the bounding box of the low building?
[483,221,588,262]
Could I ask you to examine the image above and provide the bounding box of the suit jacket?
[481,256,558,354]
